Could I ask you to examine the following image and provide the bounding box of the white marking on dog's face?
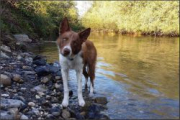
[63,44,72,57]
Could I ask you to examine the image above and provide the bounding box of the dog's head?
[57,17,91,58]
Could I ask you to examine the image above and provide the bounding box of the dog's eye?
[73,41,77,46]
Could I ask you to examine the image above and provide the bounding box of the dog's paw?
[62,99,69,107]
[78,98,85,107]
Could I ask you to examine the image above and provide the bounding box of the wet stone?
[34,66,50,76]
[50,106,61,116]
[1,98,25,109]
[0,74,11,86]
[32,108,40,116]
[20,114,29,120]
[62,109,71,119]
[0,111,14,119]
[22,66,32,70]
[32,85,47,92]
[55,76,61,80]
[41,75,51,84]
[33,55,46,66]
[28,102,35,107]
[94,97,108,105]
[1,94,9,97]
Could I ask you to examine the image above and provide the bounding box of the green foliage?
[82,1,179,36]
[1,1,84,40]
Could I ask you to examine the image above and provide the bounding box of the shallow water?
[33,33,179,119]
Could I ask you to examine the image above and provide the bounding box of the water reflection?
[33,33,179,119]
[90,33,179,100]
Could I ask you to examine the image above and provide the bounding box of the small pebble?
[28,102,35,107]
[1,94,9,97]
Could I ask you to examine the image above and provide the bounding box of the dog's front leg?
[61,69,69,107]
[76,69,85,106]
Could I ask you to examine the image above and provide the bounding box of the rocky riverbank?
[0,34,109,119]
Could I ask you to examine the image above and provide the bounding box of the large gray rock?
[0,98,25,109]
[0,45,11,53]
[14,34,32,42]
[0,51,10,59]
[0,74,11,86]
[0,111,14,119]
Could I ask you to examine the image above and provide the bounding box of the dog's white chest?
[59,54,83,70]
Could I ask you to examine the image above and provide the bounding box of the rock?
[0,74,11,86]
[47,64,60,74]
[42,100,51,107]
[25,56,33,63]
[50,106,61,116]
[12,74,23,83]
[23,71,36,75]
[37,92,45,97]
[53,61,60,67]
[28,102,35,107]
[14,34,32,42]
[35,95,40,99]
[56,71,62,77]
[33,55,46,66]
[32,108,40,116]
[1,94,9,97]
[51,97,58,103]
[15,96,26,103]
[80,111,86,116]
[46,114,54,119]
[62,109,70,119]
[94,97,108,104]
[32,85,47,92]
[1,98,25,109]
[41,75,51,84]
[22,66,32,70]
[87,112,95,119]
[55,76,61,80]
[34,66,50,76]
[0,111,14,119]
[46,95,51,100]
[81,101,92,111]
[55,83,62,89]
[0,45,11,53]
[15,42,27,52]
[20,87,26,91]
[0,51,10,59]
[1,35,16,50]
[20,114,29,120]
[17,55,23,60]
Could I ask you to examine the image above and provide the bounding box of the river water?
[34,33,179,119]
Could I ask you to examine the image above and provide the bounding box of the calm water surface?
[34,33,179,119]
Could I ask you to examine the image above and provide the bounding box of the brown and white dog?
[56,18,97,107]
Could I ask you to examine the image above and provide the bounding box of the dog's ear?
[59,17,70,34]
[79,28,91,42]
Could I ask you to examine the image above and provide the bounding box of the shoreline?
[0,35,109,119]
[91,30,179,37]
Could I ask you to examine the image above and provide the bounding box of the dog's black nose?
[63,48,70,56]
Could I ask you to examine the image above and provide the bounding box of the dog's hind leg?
[88,63,95,97]
[83,65,89,89]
